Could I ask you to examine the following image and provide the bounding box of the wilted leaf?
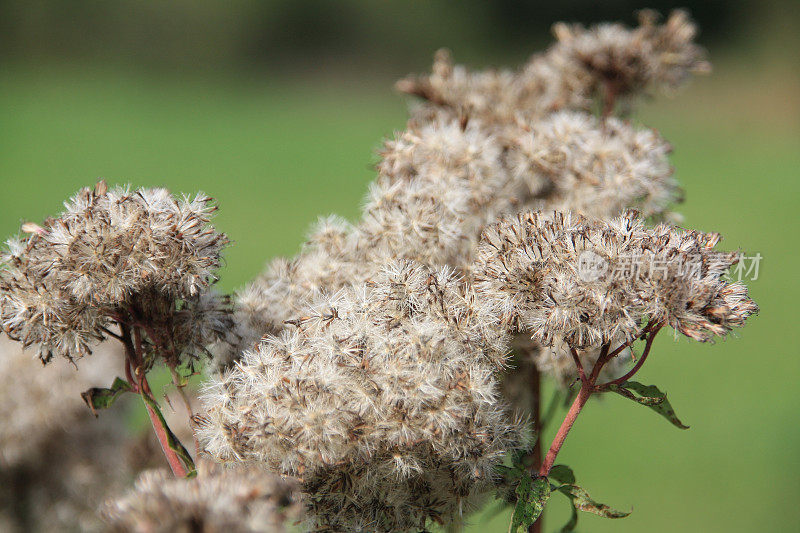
[81,377,131,416]
[555,484,630,519]
[509,475,550,532]
[608,381,689,429]
[549,464,576,485]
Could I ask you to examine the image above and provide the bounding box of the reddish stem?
[141,390,189,477]
[589,343,611,382]
[569,347,589,386]
[528,362,543,531]
[539,380,593,476]
[598,327,662,389]
[537,325,660,476]
[117,322,190,477]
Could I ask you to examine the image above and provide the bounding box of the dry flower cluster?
[0,184,230,365]
[101,467,301,533]
[475,211,757,348]
[0,10,758,533]
[200,261,522,530]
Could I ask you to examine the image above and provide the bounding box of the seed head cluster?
[0,182,231,364]
[199,261,523,531]
[475,211,758,348]
[0,10,760,533]
[222,110,680,368]
[101,467,300,533]
[220,13,705,374]
[397,10,708,124]
[197,14,726,528]
[512,111,679,221]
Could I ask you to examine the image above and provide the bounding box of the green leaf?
[81,377,132,415]
[608,380,689,429]
[548,464,576,485]
[509,475,550,532]
[555,484,631,519]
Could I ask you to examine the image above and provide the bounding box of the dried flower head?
[218,108,677,371]
[510,110,680,221]
[101,467,300,533]
[475,211,758,349]
[547,10,709,111]
[199,261,523,531]
[0,181,231,364]
[398,11,708,124]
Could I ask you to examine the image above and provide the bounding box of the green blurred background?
[1,1,798,531]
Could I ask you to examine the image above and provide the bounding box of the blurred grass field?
[1,60,798,532]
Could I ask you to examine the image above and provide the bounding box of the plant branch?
[597,326,662,390]
[539,380,593,476]
[141,390,190,477]
[117,320,194,477]
[588,343,611,382]
[99,325,124,342]
[605,321,659,361]
[528,361,543,533]
[118,324,139,393]
[569,347,589,386]
[537,325,661,477]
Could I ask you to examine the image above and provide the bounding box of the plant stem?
[529,364,543,533]
[569,347,589,386]
[141,391,189,477]
[539,380,593,476]
[597,327,661,389]
[536,324,665,480]
[117,322,193,477]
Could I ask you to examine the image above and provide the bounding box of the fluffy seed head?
[101,467,301,533]
[397,11,708,124]
[510,110,680,221]
[0,182,231,363]
[475,211,758,348]
[199,261,523,531]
